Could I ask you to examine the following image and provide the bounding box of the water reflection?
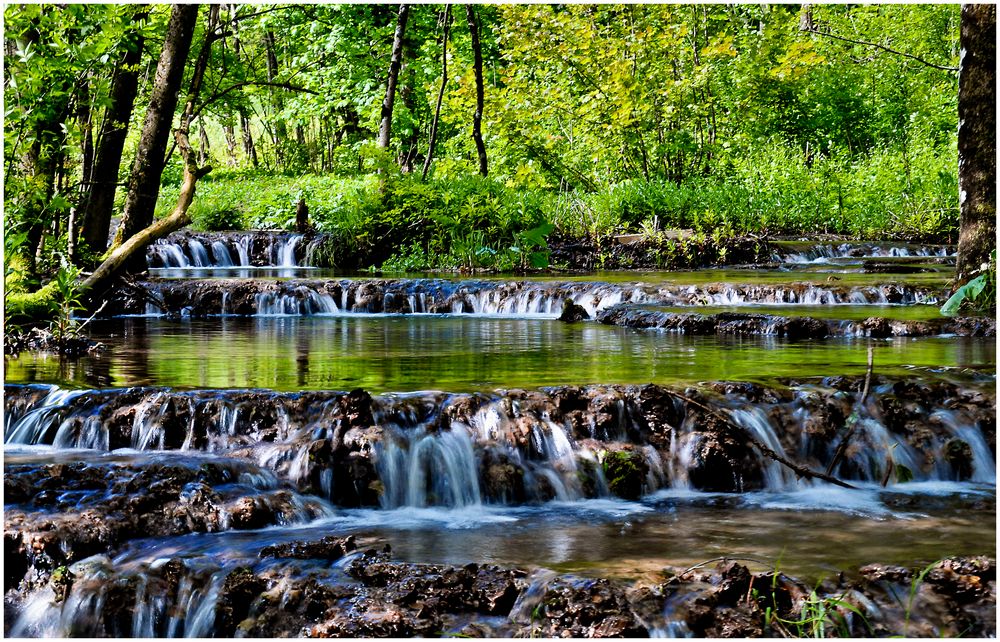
[5,317,994,393]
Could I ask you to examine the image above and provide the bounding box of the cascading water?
[210,241,235,267]
[277,234,303,267]
[121,277,942,319]
[773,242,954,264]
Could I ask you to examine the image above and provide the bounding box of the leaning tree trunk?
[79,11,147,257]
[378,4,410,151]
[84,6,220,295]
[83,131,210,292]
[956,3,996,282]
[466,4,488,177]
[112,4,199,252]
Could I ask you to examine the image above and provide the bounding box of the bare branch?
[194,81,319,117]
[805,26,958,73]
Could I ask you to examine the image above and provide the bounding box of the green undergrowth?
[154,138,958,271]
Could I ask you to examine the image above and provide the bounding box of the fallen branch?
[825,344,875,476]
[669,390,858,489]
[81,128,209,293]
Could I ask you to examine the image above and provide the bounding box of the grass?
[150,139,958,271]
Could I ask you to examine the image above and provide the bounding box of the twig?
[75,300,108,334]
[825,344,875,476]
[679,556,777,576]
[805,27,958,73]
[669,390,857,489]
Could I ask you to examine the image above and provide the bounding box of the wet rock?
[3,327,105,357]
[215,566,268,635]
[558,298,591,322]
[479,448,527,504]
[944,438,975,480]
[684,412,764,493]
[601,448,649,500]
[260,535,356,560]
[513,575,648,637]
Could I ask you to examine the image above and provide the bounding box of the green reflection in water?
[5,317,994,393]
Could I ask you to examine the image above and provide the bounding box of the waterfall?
[235,235,252,266]
[5,386,88,444]
[729,407,794,490]
[155,243,190,268]
[277,235,303,267]
[210,241,234,267]
[774,243,955,264]
[377,426,483,508]
[932,410,996,483]
[187,240,211,267]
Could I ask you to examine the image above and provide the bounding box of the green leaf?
[940,274,986,316]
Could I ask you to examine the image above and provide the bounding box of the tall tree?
[956,3,996,282]
[112,4,199,251]
[466,4,488,176]
[78,7,148,257]
[377,4,410,150]
[422,5,451,180]
[84,6,220,293]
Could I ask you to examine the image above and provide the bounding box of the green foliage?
[4,3,966,272]
[941,250,996,316]
[49,262,86,342]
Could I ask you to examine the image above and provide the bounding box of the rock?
[260,536,356,560]
[558,298,590,322]
[601,449,649,500]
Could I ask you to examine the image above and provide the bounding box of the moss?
[4,253,31,294]
[5,281,58,325]
[602,450,648,500]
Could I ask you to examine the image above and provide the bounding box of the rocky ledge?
[596,304,997,338]
[5,533,994,638]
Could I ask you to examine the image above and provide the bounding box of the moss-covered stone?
[601,450,648,500]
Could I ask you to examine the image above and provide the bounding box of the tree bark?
[378,4,410,150]
[112,4,199,250]
[240,110,259,167]
[466,4,488,176]
[422,6,451,180]
[264,30,287,168]
[79,9,148,257]
[957,4,996,282]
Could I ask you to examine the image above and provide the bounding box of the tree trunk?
[378,4,410,150]
[16,23,71,277]
[264,30,287,168]
[466,5,488,176]
[84,5,221,294]
[957,4,996,282]
[112,4,199,250]
[422,6,451,180]
[79,9,147,257]
[240,110,259,167]
[83,131,210,293]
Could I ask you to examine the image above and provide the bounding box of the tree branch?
[805,26,958,73]
[194,81,318,117]
[668,390,858,490]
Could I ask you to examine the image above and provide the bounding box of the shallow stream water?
[4,238,995,638]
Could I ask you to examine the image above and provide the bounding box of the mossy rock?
[5,281,58,325]
[602,450,649,500]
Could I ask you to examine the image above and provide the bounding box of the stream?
[3,235,995,637]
